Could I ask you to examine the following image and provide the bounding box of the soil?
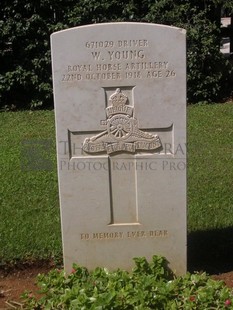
[1,264,233,310]
[0,263,53,310]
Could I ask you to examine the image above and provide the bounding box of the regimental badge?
[82,88,161,154]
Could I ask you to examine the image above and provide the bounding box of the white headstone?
[51,23,186,275]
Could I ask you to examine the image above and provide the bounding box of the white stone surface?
[51,23,186,275]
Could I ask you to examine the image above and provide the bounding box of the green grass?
[0,103,233,266]
[0,111,61,265]
[187,103,233,231]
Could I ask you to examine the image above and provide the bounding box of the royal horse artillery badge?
[82,88,161,154]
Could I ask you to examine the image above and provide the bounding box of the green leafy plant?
[22,255,233,309]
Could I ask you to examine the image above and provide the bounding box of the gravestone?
[51,23,186,275]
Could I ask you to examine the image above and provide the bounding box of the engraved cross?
[69,88,171,225]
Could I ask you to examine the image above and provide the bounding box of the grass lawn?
[0,103,233,267]
[0,111,61,265]
[187,103,233,231]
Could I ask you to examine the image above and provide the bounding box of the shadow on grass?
[188,227,233,275]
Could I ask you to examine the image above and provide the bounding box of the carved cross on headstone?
[69,88,170,225]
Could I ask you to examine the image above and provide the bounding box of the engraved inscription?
[68,64,92,72]
[96,63,122,71]
[85,72,121,80]
[107,50,145,61]
[82,88,161,155]
[85,39,149,49]
[80,230,168,240]
[61,38,177,82]
[62,62,175,81]
[86,41,114,48]
[117,39,149,48]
